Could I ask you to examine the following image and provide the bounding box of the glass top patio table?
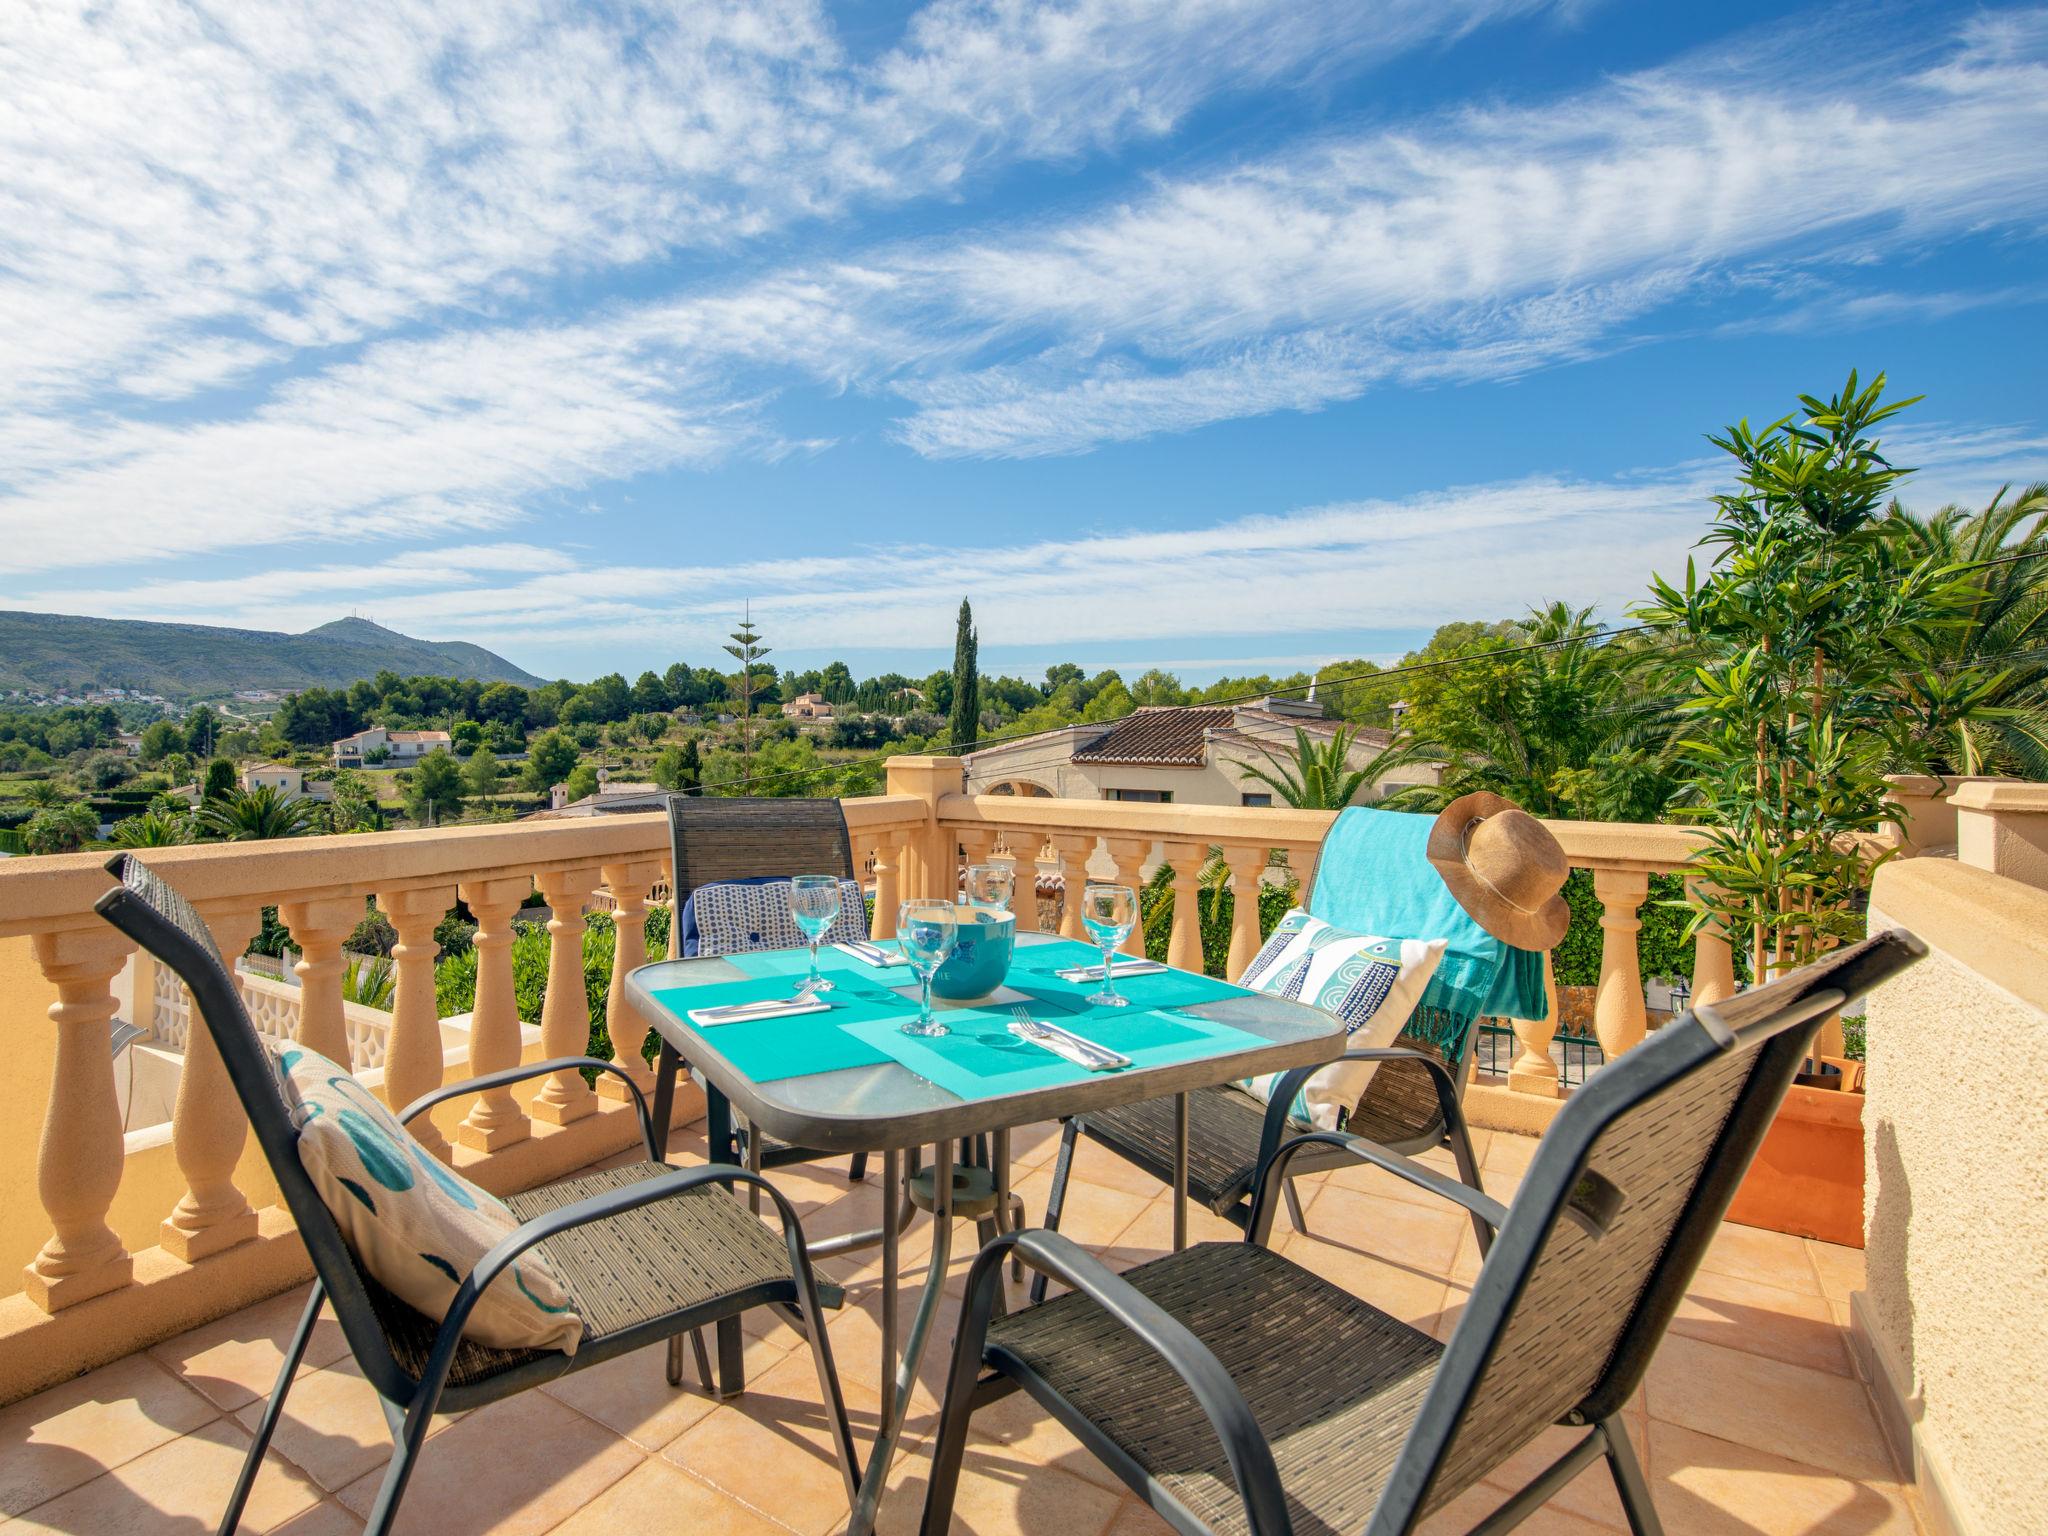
[624,931,1345,1155]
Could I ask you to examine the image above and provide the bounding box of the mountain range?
[0,613,542,699]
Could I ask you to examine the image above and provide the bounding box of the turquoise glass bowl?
[930,908,1016,999]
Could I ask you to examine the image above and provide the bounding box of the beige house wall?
[1861,858,2048,1536]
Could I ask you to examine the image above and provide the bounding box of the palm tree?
[1232,723,1440,810]
[21,802,99,855]
[195,783,318,842]
[108,809,195,847]
[1882,483,2048,776]
[19,779,64,810]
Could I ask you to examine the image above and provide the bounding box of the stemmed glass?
[788,875,841,997]
[896,898,958,1036]
[1080,883,1138,1008]
[964,862,1014,914]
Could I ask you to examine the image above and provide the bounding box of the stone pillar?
[1006,836,1043,933]
[279,895,360,1065]
[871,833,903,939]
[1104,838,1151,957]
[161,904,263,1261]
[25,928,135,1311]
[1954,782,2048,892]
[1506,951,1562,1098]
[1592,868,1650,1058]
[1685,878,1738,1008]
[378,885,455,1160]
[1223,847,1268,979]
[1163,842,1206,973]
[1050,836,1094,941]
[457,875,533,1152]
[598,860,662,1100]
[532,867,601,1126]
[883,756,964,902]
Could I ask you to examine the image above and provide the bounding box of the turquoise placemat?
[1008,939,1247,1011]
[647,976,904,1082]
[725,945,911,986]
[839,1006,1270,1103]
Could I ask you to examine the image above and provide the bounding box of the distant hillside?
[0,613,543,698]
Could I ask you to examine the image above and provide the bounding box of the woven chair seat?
[365,1162,791,1392]
[1345,1049,1451,1150]
[989,1242,1444,1536]
[1077,1085,1354,1215]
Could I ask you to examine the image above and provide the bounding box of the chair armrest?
[1252,1130,1510,1246]
[954,1229,1291,1536]
[398,1056,658,1160]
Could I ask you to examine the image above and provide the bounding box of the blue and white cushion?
[277,1044,582,1353]
[690,877,870,956]
[1238,910,1446,1130]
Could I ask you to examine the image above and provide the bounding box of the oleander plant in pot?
[1636,372,1990,1243]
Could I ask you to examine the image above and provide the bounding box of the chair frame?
[94,853,858,1536]
[924,930,1924,1536]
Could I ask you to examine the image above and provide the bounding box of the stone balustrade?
[0,794,928,1401]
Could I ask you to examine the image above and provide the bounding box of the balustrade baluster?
[598,860,661,1102]
[1163,842,1206,973]
[871,834,903,939]
[1004,833,1043,932]
[378,885,455,1161]
[1104,838,1151,956]
[533,868,601,1125]
[457,875,534,1151]
[957,829,997,899]
[279,895,359,1065]
[24,929,134,1310]
[1685,877,1738,1007]
[1049,836,1093,941]
[1223,847,1268,978]
[161,904,263,1261]
[1506,951,1563,1097]
[1592,868,1650,1058]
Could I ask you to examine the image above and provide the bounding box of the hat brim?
[1426,790,1573,951]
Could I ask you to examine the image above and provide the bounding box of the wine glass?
[1080,883,1138,1007]
[896,898,958,1036]
[789,875,841,997]
[964,862,1014,913]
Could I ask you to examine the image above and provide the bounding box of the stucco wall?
[1864,860,2048,1536]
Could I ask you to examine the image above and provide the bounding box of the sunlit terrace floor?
[0,1122,1921,1535]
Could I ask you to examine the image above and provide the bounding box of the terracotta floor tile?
[1698,1222,1824,1296]
[7,1418,322,1535]
[1065,1137,1178,1201]
[548,1456,787,1536]
[1286,1183,1467,1276]
[232,1359,461,1495]
[1101,1497,1174,1536]
[1647,1420,1921,1535]
[1803,1241,1866,1304]
[963,1378,1128,1493]
[1029,1176,1153,1248]
[1483,1131,1542,1176]
[1007,1121,1065,1171]
[1478,1421,1648,1531]
[1414,1479,1616,1536]
[0,1353,219,1517]
[1101,1195,1245,1257]
[538,1344,725,1451]
[150,1283,353,1414]
[1270,1232,1451,1329]
[270,1498,369,1535]
[1644,1335,1898,1484]
[661,1353,875,1536]
[1670,1267,1852,1377]
[334,1388,641,1535]
[875,1435,1127,1536]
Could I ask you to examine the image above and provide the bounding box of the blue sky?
[4,0,2046,684]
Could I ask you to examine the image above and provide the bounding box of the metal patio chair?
[94,853,857,1536]
[924,928,1924,1536]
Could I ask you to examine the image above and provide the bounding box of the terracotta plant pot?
[1725,1080,1866,1247]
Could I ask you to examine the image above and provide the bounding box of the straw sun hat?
[1425,790,1572,951]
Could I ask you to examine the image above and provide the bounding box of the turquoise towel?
[1306,807,1551,1064]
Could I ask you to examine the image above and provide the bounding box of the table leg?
[649,1041,680,1160]
[850,1139,952,1536]
[878,1148,900,1429]
[705,1085,745,1397]
[1173,1091,1189,1253]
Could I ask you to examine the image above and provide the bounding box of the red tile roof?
[1070,707,1231,765]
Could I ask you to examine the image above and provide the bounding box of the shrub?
[1140,865,1298,977]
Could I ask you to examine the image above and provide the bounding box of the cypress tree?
[949,598,979,750]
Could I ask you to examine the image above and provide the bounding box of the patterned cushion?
[1237,910,1447,1130]
[689,877,870,956]
[277,1044,583,1354]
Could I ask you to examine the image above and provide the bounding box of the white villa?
[960,697,1440,807]
[330,726,452,767]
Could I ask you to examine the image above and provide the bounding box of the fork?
[1009,1005,1127,1069]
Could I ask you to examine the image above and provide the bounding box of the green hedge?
[433,907,670,1070]
[1139,866,1297,976]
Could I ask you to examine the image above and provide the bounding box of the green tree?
[20,779,64,809]
[521,730,579,792]
[405,749,465,825]
[562,763,601,803]
[1637,371,1982,977]
[322,769,382,832]
[1231,724,1441,810]
[107,809,195,847]
[630,670,670,713]
[182,705,222,758]
[203,758,236,800]
[22,802,99,855]
[196,784,318,841]
[461,748,502,800]
[449,720,484,756]
[949,598,980,750]
[138,720,184,761]
[476,682,529,726]
[652,739,700,792]
[723,607,771,779]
